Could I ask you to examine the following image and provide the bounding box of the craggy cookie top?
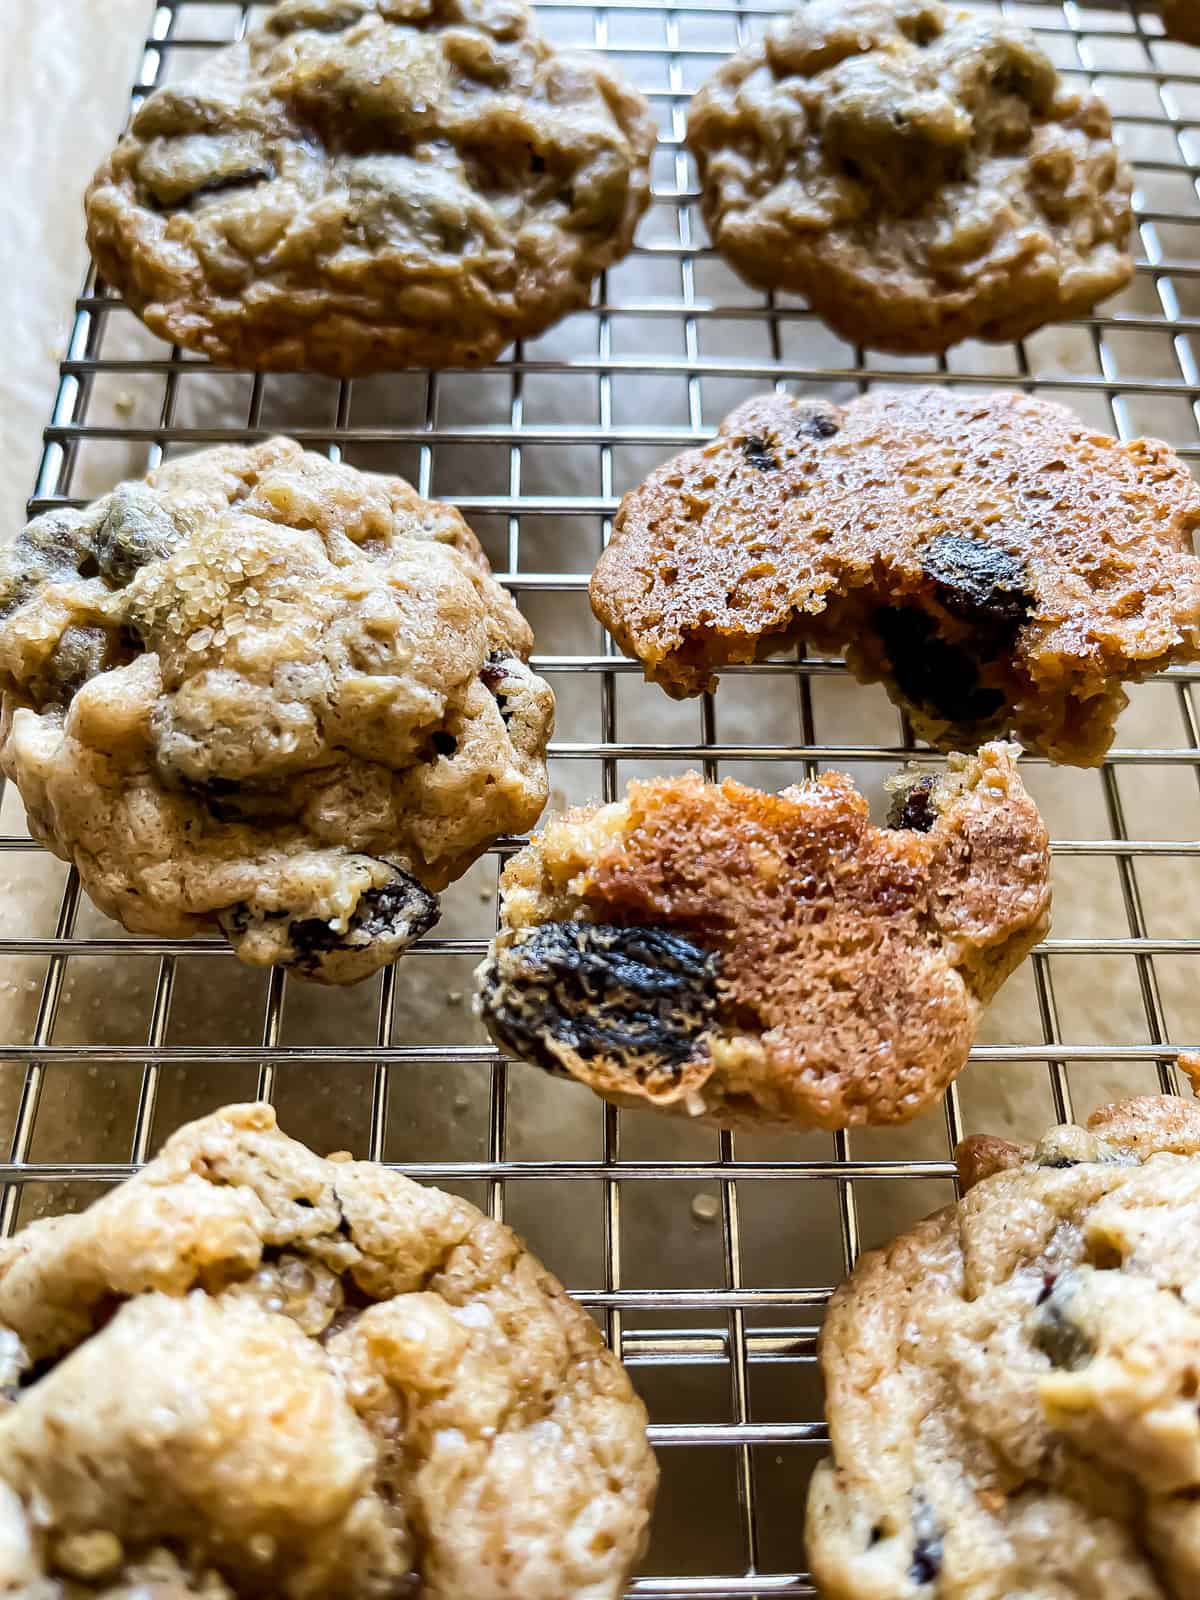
[0,1102,657,1599]
[0,439,553,982]
[477,742,1050,1129]
[686,0,1133,352]
[808,1094,1200,1600]
[84,0,656,374]
[592,387,1200,765]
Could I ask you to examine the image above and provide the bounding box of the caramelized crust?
[591,387,1200,765]
[478,741,1050,1129]
[955,1132,1031,1192]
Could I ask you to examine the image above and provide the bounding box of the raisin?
[481,650,520,723]
[177,774,289,826]
[742,435,778,471]
[0,513,93,618]
[1032,1275,1093,1371]
[876,607,1005,729]
[154,164,277,213]
[910,1538,942,1586]
[921,535,1032,634]
[479,922,719,1084]
[909,1497,943,1587]
[93,487,182,585]
[796,406,840,440]
[40,626,134,707]
[888,775,937,833]
[218,864,439,979]
[481,651,516,693]
[286,874,438,969]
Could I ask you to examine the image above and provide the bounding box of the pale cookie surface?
[84,0,656,374]
[476,743,1050,1129]
[687,0,1132,353]
[0,1102,657,1600]
[808,1093,1200,1600]
[0,439,553,982]
[591,388,1200,765]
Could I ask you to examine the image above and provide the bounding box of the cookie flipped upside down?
[477,741,1050,1129]
[591,387,1200,766]
[809,1093,1200,1600]
[0,1102,657,1600]
[0,439,553,983]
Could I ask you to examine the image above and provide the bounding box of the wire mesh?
[3,0,1200,1593]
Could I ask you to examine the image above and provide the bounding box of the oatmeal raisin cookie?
[809,1093,1200,1599]
[686,0,1133,352]
[590,387,1200,765]
[476,742,1050,1129]
[0,1102,657,1599]
[84,0,656,374]
[0,439,554,982]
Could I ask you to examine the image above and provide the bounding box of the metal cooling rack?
[4,0,1200,1594]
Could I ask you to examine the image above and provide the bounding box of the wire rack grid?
[4,0,1200,1594]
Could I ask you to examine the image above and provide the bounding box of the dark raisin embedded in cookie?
[886,772,937,833]
[591,388,1200,765]
[84,0,656,374]
[920,534,1033,634]
[0,440,554,984]
[908,1499,943,1587]
[875,606,1006,730]
[686,0,1133,353]
[742,435,779,471]
[1031,1272,1095,1372]
[476,743,1050,1129]
[480,922,719,1090]
[0,1102,658,1599]
[808,1093,1200,1599]
[219,861,440,985]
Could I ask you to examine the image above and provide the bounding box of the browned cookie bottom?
[591,387,1200,765]
[477,742,1051,1129]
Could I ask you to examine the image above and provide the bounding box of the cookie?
[84,0,656,374]
[808,1093,1200,1600]
[0,1102,657,1599]
[1163,1,1200,45]
[0,439,554,983]
[686,0,1133,353]
[476,742,1050,1129]
[591,387,1200,766]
